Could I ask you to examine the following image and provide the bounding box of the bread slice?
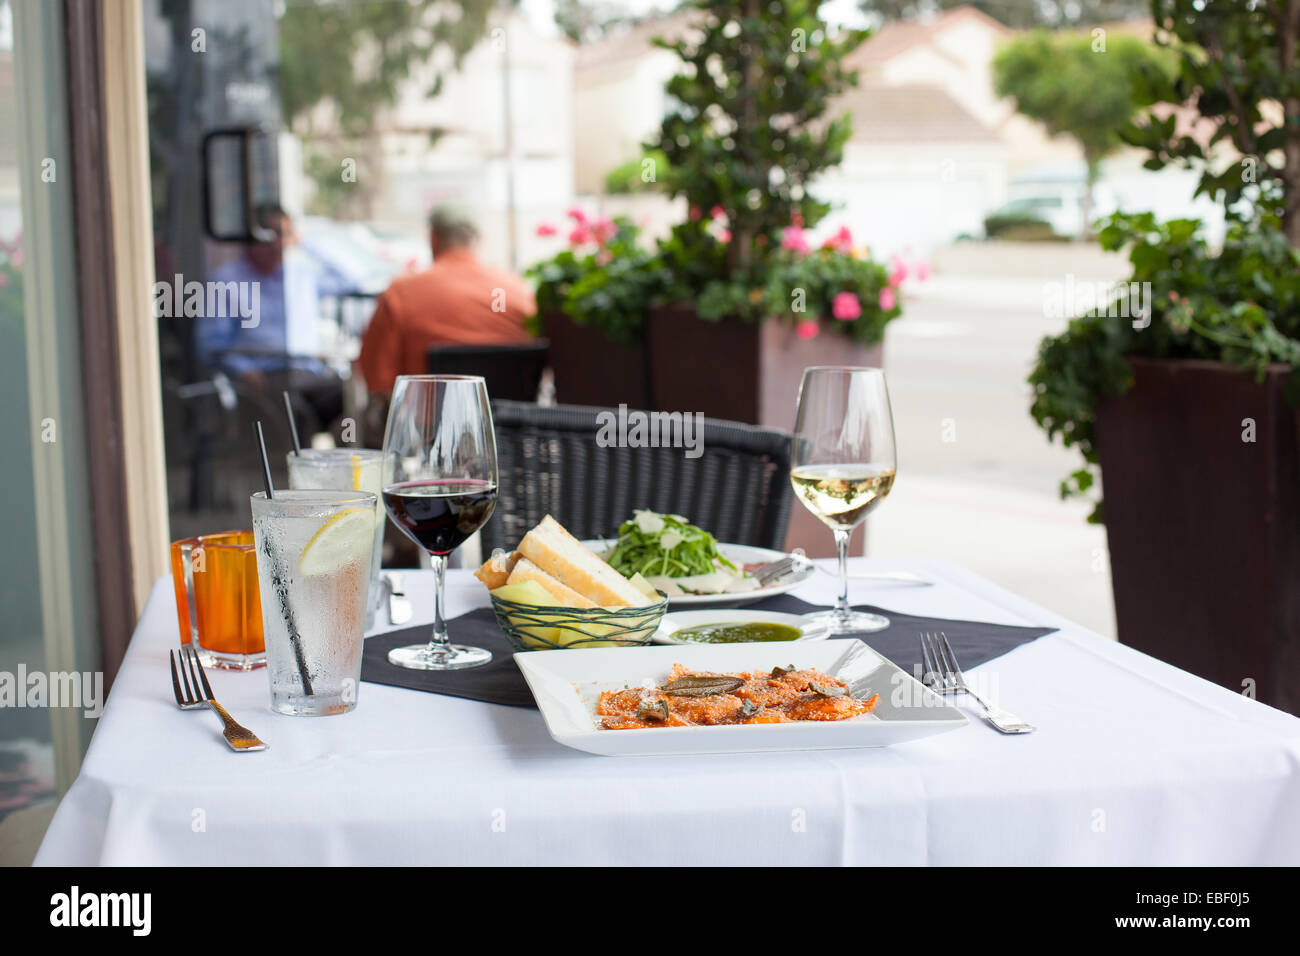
[506,556,596,608]
[475,550,520,589]
[518,514,653,607]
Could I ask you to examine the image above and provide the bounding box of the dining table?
[34,558,1300,866]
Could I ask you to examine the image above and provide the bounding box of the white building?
[295,11,577,272]
[569,5,1222,257]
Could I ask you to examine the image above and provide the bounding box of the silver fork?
[919,631,1035,734]
[169,645,267,752]
[753,555,796,586]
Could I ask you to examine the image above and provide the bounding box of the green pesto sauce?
[674,622,802,644]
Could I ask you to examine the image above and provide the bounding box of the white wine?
[790,464,896,530]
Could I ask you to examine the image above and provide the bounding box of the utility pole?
[499,4,518,271]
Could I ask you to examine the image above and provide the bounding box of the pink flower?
[0,273,8,289]
[596,250,613,265]
[568,227,591,246]
[591,217,617,243]
[781,226,810,255]
[8,249,21,270]
[710,206,726,221]
[914,260,931,282]
[822,226,853,254]
[832,292,861,320]
[795,319,819,340]
[879,287,897,311]
[719,229,732,244]
[535,223,557,237]
[566,207,587,224]
[790,210,804,228]
[689,205,702,221]
[889,257,908,287]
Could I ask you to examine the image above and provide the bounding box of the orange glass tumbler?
[169,531,266,670]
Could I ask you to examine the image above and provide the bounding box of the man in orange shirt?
[358,205,536,396]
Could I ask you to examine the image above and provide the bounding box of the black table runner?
[361,596,1057,708]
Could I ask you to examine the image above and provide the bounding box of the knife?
[386,571,412,625]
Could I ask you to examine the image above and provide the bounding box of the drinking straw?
[256,421,276,500]
[282,391,302,456]
[255,421,314,696]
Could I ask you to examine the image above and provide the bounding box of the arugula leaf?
[605,510,738,578]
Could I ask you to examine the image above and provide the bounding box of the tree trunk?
[1281,0,1300,247]
[1081,150,1100,239]
[728,0,762,278]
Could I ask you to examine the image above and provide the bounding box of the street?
[869,245,1128,638]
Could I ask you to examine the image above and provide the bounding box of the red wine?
[383,479,498,555]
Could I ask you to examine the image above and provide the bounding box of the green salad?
[605,510,738,578]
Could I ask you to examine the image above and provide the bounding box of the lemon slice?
[299,507,374,577]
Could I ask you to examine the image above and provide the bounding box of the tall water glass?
[287,448,386,630]
[251,489,377,715]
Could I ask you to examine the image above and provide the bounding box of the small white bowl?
[653,609,829,645]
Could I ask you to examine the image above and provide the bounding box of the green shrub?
[1029,209,1300,521]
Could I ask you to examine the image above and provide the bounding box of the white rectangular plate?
[514,640,967,756]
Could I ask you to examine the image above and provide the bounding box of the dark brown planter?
[1096,357,1300,716]
[643,306,763,422]
[542,309,650,409]
[644,303,884,428]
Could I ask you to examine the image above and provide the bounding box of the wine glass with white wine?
[790,366,897,634]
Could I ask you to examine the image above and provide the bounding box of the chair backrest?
[482,400,794,554]
[426,340,549,403]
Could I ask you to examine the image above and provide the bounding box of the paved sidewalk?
[866,265,1119,639]
[869,473,1115,639]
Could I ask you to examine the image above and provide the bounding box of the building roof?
[845,5,1010,72]
[836,83,1003,144]
[576,4,1014,75]
[573,10,697,71]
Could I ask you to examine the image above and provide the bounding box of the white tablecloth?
[36,559,1300,865]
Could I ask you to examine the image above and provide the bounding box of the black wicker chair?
[483,400,794,554]
[426,340,549,402]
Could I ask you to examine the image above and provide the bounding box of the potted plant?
[528,212,666,408]
[530,0,913,427]
[643,0,905,426]
[1029,0,1300,714]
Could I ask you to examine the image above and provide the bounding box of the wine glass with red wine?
[381,375,499,670]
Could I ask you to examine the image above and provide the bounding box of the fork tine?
[169,650,187,706]
[918,632,938,687]
[177,646,197,702]
[937,632,963,682]
[189,645,215,700]
[184,645,209,702]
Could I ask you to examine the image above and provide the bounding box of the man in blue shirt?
[195,204,351,434]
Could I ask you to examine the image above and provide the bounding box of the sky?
[518,0,870,38]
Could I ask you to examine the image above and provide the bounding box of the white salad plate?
[581,540,815,608]
[653,609,828,645]
[513,640,968,757]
